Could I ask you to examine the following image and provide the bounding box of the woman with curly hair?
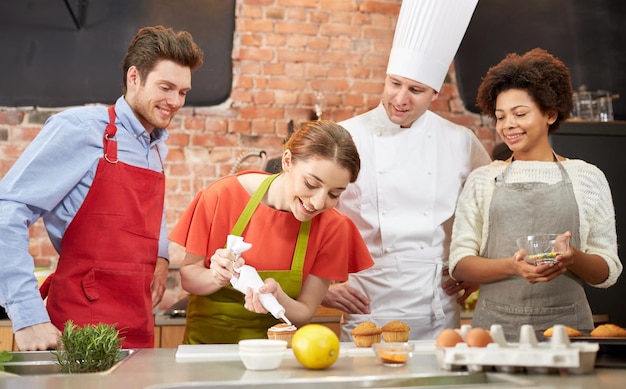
[448,48,622,341]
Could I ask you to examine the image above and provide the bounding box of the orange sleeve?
[169,175,247,258]
[306,209,374,282]
[169,189,213,256]
[170,174,373,282]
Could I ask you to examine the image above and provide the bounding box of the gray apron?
[472,156,593,341]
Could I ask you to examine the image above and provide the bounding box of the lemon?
[291,324,340,370]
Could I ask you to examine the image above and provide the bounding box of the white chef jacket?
[337,103,491,340]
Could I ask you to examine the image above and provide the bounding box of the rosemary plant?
[54,321,124,373]
[0,346,11,371]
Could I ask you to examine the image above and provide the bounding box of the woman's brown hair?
[122,25,204,94]
[284,120,360,183]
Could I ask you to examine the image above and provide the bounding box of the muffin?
[382,320,411,342]
[542,325,582,338]
[351,321,382,347]
[590,323,626,338]
[267,323,297,347]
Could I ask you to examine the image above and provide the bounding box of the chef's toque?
[386,0,479,92]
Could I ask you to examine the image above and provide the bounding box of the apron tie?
[432,263,445,320]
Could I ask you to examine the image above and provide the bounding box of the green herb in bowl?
[0,347,12,371]
[54,320,124,373]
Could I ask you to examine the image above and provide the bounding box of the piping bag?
[227,235,292,325]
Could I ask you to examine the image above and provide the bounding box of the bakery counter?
[460,312,610,327]
[154,306,343,348]
[2,344,626,388]
[2,307,343,350]
[154,308,342,327]
[0,320,15,352]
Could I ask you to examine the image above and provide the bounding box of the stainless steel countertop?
[2,344,625,388]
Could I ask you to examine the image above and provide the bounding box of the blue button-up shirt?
[0,96,169,332]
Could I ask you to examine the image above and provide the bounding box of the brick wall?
[0,0,496,270]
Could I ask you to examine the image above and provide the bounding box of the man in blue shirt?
[0,26,203,350]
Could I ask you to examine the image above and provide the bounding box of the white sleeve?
[449,166,492,279]
[571,163,622,288]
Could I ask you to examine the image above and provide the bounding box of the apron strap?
[231,174,278,236]
[292,218,309,274]
[229,173,310,273]
[103,105,118,163]
[498,150,570,185]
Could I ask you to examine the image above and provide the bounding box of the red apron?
[42,105,165,348]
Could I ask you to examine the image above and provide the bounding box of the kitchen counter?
[460,312,611,325]
[2,343,626,388]
[3,309,342,328]
[2,307,343,350]
[154,307,343,326]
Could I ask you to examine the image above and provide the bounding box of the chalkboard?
[551,121,626,328]
[0,0,235,107]
[455,0,626,121]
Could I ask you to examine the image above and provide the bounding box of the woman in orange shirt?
[170,120,374,343]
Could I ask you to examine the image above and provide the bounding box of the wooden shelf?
[0,325,15,351]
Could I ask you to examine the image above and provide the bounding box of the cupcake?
[382,320,411,342]
[542,325,582,338]
[590,323,626,338]
[351,321,382,347]
[267,323,297,347]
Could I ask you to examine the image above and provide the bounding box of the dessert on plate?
[542,325,582,338]
[267,323,297,347]
[590,323,626,338]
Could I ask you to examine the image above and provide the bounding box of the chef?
[322,0,491,340]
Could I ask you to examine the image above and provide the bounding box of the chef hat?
[386,0,479,92]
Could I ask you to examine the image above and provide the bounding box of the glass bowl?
[516,234,569,265]
[372,342,415,367]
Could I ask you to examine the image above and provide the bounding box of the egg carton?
[436,324,599,375]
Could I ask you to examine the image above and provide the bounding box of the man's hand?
[442,268,479,305]
[14,323,61,351]
[151,257,169,308]
[321,282,370,314]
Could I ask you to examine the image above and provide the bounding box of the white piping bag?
[227,235,291,325]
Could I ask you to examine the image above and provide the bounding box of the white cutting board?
[176,344,242,360]
[175,340,435,361]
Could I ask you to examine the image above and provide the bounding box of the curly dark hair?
[476,48,573,133]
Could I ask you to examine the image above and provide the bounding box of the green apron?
[183,174,310,344]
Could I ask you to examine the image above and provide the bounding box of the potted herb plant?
[54,320,124,373]
[0,345,11,372]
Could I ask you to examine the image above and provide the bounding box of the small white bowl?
[239,350,285,370]
[238,339,287,351]
[238,339,287,370]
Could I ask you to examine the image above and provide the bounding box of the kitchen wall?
[0,0,496,310]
